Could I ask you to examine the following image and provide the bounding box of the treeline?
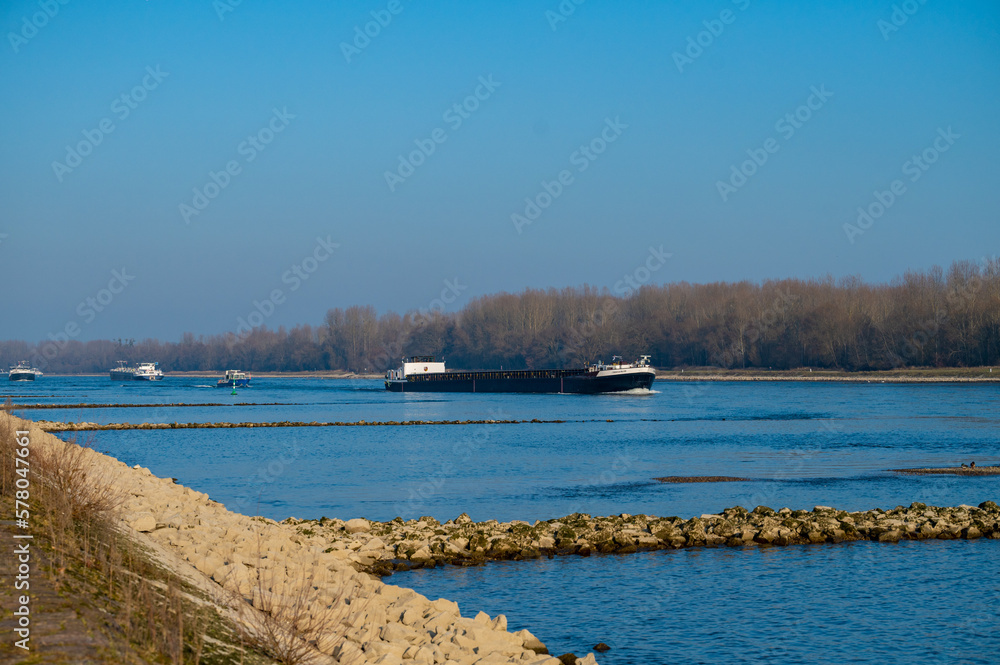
[4,259,999,374]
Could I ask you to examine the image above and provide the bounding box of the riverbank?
[284,502,1000,575]
[656,366,999,382]
[0,413,589,665]
[24,370,383,379]
[11,366,999,383]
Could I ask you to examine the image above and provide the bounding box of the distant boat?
[132,362,164,381]
[109,360,137,380]
[217,369,251,388]
[8,360,42,382]
[385,355,656,393]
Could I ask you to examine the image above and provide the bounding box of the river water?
[6,377,999,663]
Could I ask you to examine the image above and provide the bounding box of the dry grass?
[32,432,125,573]
[0,414,229,664]
[1,410,374,664]
[224,530,373,665]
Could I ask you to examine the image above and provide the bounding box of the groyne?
[33,418,572,431]
[891,466,1000,476]
[285,502,1000,575]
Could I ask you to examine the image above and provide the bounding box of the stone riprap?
[287,502,1000,575]
[891,465,1000,476]
[5,414,591,665]
[34,418,562,431]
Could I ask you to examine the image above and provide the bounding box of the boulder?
[410,547,433,562]
[963,526,982,539]
[345,518,371,533]
[128,512,157,532]
[711,520,737,539]
[515,629,548,654]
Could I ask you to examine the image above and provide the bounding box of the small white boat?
[217,369,251,388]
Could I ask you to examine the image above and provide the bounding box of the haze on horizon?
[1,0,998,343]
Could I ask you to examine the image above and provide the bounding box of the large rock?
[345,518,371,533]
[516,629,548,654]
[128,512,157,532]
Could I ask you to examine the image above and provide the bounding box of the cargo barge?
[109,361,164,381]
[385,355,655,393]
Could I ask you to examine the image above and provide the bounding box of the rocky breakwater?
[288,503,1000,574]
[7,414,591,665]
[34,418,548,432]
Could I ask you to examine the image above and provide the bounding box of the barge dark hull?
[386,372,654,394]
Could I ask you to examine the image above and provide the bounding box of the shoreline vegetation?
[3,411,999,664]
[4,260,1000,376]
[6,366,1000,383]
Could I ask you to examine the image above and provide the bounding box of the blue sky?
[1,0,998,341]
